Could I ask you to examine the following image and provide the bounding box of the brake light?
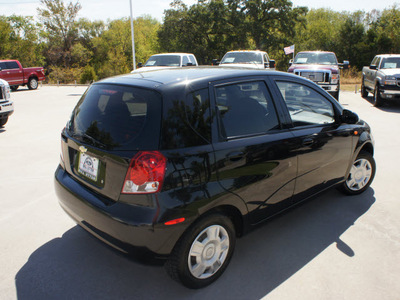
[122,151,167,194]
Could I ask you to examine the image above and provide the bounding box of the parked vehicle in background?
[0,60,45,91]
[0,78,13,127]
[134,53,198,72]
[214,50,276,69]
[288,51,349,100]
[55,67,375,289]
[361,54,400,107]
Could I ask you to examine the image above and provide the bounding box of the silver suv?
[0,78,13,127]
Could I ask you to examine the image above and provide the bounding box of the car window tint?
[6,61,19,69]
[161,88,211,148]
[216,81,280,138]
[0,62,7,69]
[69,84,161,150]
[276,81,335,127]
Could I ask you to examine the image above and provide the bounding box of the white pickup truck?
[0,78,13,127]
[361,54,400,107]
[214,50,276,69]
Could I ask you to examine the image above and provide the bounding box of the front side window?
[276,81,335,127]
[6,61,19,69]
[215,81,279,138]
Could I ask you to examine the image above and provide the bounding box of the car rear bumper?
[54,165,185,258]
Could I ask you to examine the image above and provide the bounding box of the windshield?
[221,52,263,64]
[380,57,400,69]
[144,55,181,67]
[68,84,162,150]
[294,53,338,65]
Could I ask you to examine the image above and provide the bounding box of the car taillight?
[122,151,167,194]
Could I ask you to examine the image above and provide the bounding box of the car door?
[272,77,353,202]
[5,61,23,86]
[365,56,380,89]
[0,62,11,83]
[211,78,298,224]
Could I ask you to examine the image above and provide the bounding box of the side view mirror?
[212,59,220,66]
[269,59,276,69]
[369,65,377,70]
[289,59,293,66]
[137,62,143,68]
[341,109,359,124]
[0,67,2,71]
[342,60,350,70]
[185,62,193,67]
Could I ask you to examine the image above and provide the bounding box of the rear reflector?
[165,218,185,226]
[122,151,167,194]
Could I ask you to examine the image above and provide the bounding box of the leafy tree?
[37,0,82,67]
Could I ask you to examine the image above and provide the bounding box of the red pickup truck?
[0,60,45,91]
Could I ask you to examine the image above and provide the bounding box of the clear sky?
[0,0,398,22]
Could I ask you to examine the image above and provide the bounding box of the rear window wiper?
[72,132,107,149]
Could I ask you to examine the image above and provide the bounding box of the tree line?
[1,0,399,83]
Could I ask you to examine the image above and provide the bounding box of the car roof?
[226,50,266,54]
[375,54,400,58]
[149,53,195,57]
[97,67,286,90]
[297,51,335,55]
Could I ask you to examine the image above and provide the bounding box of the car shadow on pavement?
[15,188,375,300]
[363,95,400,112]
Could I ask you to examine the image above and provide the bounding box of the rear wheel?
[28,77,38,90]
[373,85,383,107]
[165,213,236,289]
[361,79,368,98]
[0,117,8,127]
[340,151,376,195]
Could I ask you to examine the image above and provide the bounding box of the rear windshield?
[67,84,162,150]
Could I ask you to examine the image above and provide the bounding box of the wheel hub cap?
[188,225,230,279]
[346,158,372,191]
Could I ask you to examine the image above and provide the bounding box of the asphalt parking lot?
[1,85,399,299]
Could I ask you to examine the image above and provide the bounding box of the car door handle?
[227,151,244,162]
[302,138,314,146]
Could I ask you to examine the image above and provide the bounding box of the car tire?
[340,151,376,195]
[0,117,8,127]
[10,85,19,91]
[373,85,383,107]
[28,77,38,90]
[165,213,236,289]
[361,79,368,98]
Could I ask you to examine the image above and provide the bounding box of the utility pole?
[130,0,136,70]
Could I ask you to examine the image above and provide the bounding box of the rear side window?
[68,84,162,150]
[161,88,211,148]
[276,81,335,127]
[216,81,280,138]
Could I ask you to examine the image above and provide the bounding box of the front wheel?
[165,213,236,289]
[373,85,383,107]
[28,77,38,90]
[361,79,368,98]
[340,151,376,195]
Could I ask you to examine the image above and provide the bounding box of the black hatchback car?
[54,67,375,288]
